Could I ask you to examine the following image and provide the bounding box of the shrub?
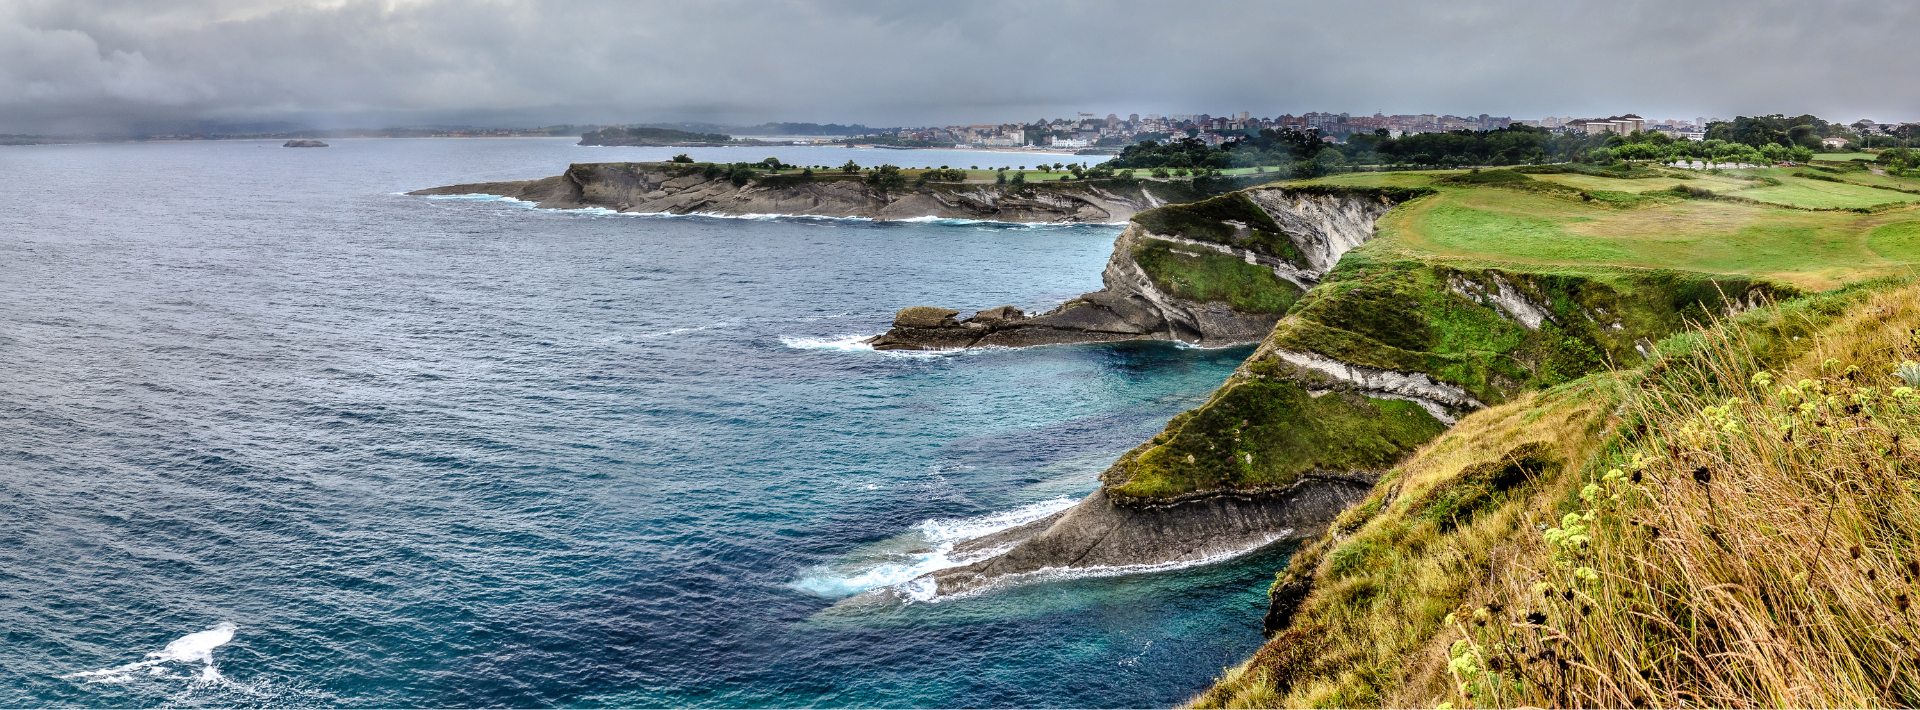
[670,153,694,163]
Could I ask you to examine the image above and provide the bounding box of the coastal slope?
[903,171,1799,599]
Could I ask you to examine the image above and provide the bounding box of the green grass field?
[1299,165,1920,289]
[1731,178,1918,209]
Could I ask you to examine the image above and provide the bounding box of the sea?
[0,138,1289,708]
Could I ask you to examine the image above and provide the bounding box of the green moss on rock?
[1132,239,1303,314]
[1104,378,1447,500]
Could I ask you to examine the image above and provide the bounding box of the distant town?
[854,112,1918,151]
[5,112,1914,149]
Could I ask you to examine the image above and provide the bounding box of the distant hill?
[578,126,733,146]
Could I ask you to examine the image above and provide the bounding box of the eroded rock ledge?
[919,477,1374,598]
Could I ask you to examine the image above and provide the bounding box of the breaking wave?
[788,497,1078,598]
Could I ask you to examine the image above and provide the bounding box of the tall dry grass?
[1450,284,1920,708]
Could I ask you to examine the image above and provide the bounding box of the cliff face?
[867,187,1411,351]
[901,185,1798,598]
[409,162,1172,223]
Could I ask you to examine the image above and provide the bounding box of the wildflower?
[1751,371,1774,388]
[1824,358,1842,370]
[1896,387,1916,399]
[1575,567,1599,582]
[1581,483,1604,503]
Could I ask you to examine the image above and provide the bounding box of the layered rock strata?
[869,186,1405,350]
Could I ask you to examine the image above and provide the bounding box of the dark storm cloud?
[3,0,1916,134]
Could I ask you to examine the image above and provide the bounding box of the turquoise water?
[0,138,1280,707]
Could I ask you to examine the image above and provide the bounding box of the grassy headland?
[1128,159,1920,707]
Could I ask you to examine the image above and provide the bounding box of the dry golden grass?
[1447,283,1920,708]
[1195,281,1920,709]
[1192,379,1622,709]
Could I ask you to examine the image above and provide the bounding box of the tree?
[864,164,906,190]
[1010,171,1026,187]
[994,169,1007,185]
[840,160,861,173]
[1151,167,1170,178]
[671,153,694,163]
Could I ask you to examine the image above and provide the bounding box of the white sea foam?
[781,334,878,352]
[409,193,1118,227]
[416,193,534,204]
[63,622,237,684]
[780,334,969,358]
[902,529,1296,604]
[788,497,1077,598]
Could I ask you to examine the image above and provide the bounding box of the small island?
[283,139,328,147]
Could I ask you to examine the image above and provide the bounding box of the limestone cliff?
[409,162,1177,223]
[868,187,1416,351]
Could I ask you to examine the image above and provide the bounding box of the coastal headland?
[408,161,1208,223]
[418,153,1920,707]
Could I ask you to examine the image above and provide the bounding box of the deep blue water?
[0,138,1282,708]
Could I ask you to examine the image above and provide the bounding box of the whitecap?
[788,497,1077,598]
[780,334,985,358]
[62,622,237,685]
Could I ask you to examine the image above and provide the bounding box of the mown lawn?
[1365,178,1920,289]
[1727,176,1920,209]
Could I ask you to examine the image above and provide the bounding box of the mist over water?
[0,137,1277,707]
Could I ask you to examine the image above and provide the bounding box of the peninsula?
[408,160,1248,223]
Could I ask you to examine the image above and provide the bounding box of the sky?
[4,0,1917,135]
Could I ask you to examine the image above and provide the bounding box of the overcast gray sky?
[4,0,1916,134]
